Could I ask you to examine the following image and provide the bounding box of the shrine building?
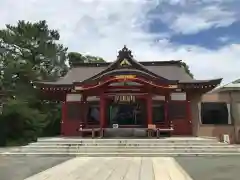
[36,46,222,137]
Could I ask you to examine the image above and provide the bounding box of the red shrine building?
[37,46,222,137]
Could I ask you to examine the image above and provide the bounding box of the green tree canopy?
[180,61,194,78]
[68,52,105,67]
[0,20,69,145]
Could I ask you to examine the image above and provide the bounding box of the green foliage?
[0,20,68,145]
[0,20,68,82]
[85,55,105,63]
[68,52,105,67]
[0,20,105,146]
[1,99,46,143]
[180,61,194,78]
[68,52,85,66]
[38,102,61,137]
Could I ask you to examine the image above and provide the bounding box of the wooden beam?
[104,90,147,94]
[107,85,144,90]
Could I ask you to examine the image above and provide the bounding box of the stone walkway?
[24,157,193,180]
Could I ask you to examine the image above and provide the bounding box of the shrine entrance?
[104,95,147,128]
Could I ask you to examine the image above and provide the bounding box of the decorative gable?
[78,45,176,85]
[119,59,132,67]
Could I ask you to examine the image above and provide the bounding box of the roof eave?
[34,81,73,88]
[179,78,223,85]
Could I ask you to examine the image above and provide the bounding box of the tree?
[0,20,68,82]
[68,52,105,67]
[85,55,105,63]
[68,52,85,66]
[0,20,68,145]
[180,61,194,78]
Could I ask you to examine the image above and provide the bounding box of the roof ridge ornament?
[120,59,131,66]
[117,45,133,59]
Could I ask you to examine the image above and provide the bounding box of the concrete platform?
[24,157,193,180]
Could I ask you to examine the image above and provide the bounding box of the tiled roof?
[40,62,194,85]
[38,61,222,86]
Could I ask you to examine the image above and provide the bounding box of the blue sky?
[0,0,239,84]
[147,1,240,50]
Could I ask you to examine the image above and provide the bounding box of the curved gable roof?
[36,46,222,87]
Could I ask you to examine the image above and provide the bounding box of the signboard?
[170,92,186,101]
[75,86,83,91]
[115,75,136,79]
[66,94,81,102]
[114,95,136,103]
[112,124,119,128]
[168,85,178,89]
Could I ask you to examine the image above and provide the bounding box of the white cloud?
[169,5,237,34]
[0,0,239,84]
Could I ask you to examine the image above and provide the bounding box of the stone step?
[3,137,238,157]
[32,140,221,144]
[2,152,240,157]
[17,144,240,150]
[22,145,237,149]
[37,139,218,144]
[28,143,225,148]
[17,148,240,153]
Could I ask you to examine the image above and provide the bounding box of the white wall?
[66,94,81,102]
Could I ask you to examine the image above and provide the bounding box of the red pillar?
[147,94,153,125]
[187,101,191,123]
[100,93,105,128]
[80,95,86,127]
[186,93,192,134]
[164,93,170,126]
[61,101,67,135]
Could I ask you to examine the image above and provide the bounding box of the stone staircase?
[2,137,240,157]
[104,128,146,137]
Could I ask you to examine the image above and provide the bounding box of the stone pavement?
[176,157,240,180]
[0,156,71,180]
[24,157,193,180]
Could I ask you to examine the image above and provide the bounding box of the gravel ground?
[0,156,71,180]
[175,157,240,180]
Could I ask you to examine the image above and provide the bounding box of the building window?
[66,102,81,120]
[168,101,187,119]
[201,102,230,125]
[152,102,165,123]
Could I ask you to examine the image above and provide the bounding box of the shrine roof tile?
[36,61,221,86]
